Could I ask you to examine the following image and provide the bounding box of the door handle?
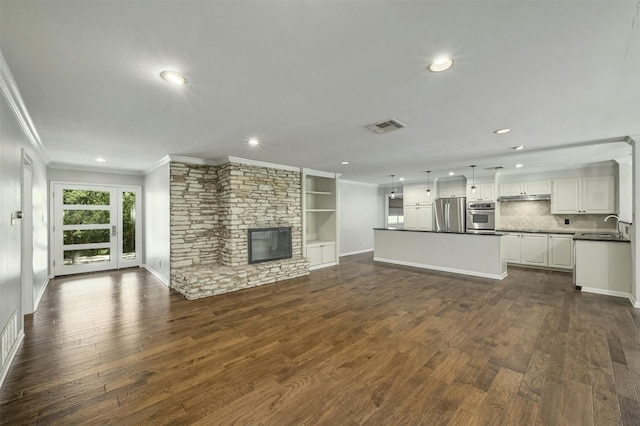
[112,225,117,236]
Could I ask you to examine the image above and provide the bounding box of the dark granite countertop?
[496,229,577,235]
[572,232,630,243]
[373,228,505,236]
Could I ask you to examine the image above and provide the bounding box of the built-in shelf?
[303,169,339,269]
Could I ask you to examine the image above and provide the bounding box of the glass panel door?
[118,188,141,268]
[54,184,117,275]
[53,184,142,276]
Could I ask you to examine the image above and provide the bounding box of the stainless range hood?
[498,194,551,202]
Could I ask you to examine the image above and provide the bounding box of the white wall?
[339,180,383,256]
[1,61,48,386]
[48,168,143,186]
[143,162,170,284]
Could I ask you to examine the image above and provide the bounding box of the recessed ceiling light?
[429,57,454,72]
[248,138,259,146]
[94,157,106,163]
[515,164,524,168]
[399,177,405,181]
[340,161,349,165]
[512,145,527,150]
[159,70,187,85]
[494,128,511,134]
[448,172,455,176]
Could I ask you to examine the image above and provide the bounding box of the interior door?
[53,184,118,275]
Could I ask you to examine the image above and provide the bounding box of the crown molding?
[168,155,225,167]
[144,155,171,174]
[47,162,144,176]
[0,50,47,163]
[226,156,300,172]
[339,179,379,187]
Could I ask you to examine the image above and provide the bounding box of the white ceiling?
[1,1,639,184]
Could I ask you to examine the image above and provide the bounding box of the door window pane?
[63,189,110,205]
[63,210,110,225]
[63,249,111,265]
[63,229,110,245]
[122,191,136,260]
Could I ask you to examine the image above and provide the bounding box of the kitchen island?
[374,228,507,280]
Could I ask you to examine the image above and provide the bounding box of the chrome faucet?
[604,214,621,238]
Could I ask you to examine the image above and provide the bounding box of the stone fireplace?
[247,227,292,264]
[169,160,309,300]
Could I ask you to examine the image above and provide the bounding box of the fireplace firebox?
[248,227,292,264]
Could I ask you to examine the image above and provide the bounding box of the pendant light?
[470,165,477,194]
[426,170,432,196]
[390,174,396,199]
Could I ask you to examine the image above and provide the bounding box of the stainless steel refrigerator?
[434,197,466,233]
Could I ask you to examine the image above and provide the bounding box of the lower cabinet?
[307,241,336,268]
[548,234,574,269]
[404,204,433,231]
[505,233,573,270]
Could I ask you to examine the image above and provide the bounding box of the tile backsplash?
[499,200,616,232]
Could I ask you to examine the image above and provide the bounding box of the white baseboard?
[628,293,640,309]
[142,264,169,286]
[309,261,338,271]
[33,277,49,312]
[580,286,633,303]
[0,330,24,389]
[340,248,374,257]
[373,257,507,280]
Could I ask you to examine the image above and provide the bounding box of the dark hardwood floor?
[2,253,640,425]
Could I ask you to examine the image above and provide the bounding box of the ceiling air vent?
[366,118,406,134]
[485,166,504,170]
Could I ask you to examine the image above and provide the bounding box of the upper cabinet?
[403,188,433,205]
[437,179,466,198]
[466,183,495,201]
[551,176,616,214]
[498,181,550,197]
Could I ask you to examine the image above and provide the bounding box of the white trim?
[47,163,144,176]
[33,277,50,312]
[0,51,47,163]
[227,156,301,172]
[168,155,224,166]
[0,330,24,389]
[50,180,141,189]
[143,264,170,286]
[339,179,379,188]
[340,248,374,256]
[303,168,339,179]
[580,287,635,306]
[373,256,508,280]
[144,155,171,175]
[309,261,338,271]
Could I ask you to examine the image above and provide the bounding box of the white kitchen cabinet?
[437,186,465,198]
[551,176,616,214]
[307,241,336,268]
[521,234,548,267]
[505,233,549,267]
[548,234,573,270]
[575,240,631,296]
[504,234,522,263]
[404,204,433,231]
[499,181,550,197]
[403,188,433,205]
[466,184,495,201]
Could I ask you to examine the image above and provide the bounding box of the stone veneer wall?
[170,162,220,268]
[169,160,309,300]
